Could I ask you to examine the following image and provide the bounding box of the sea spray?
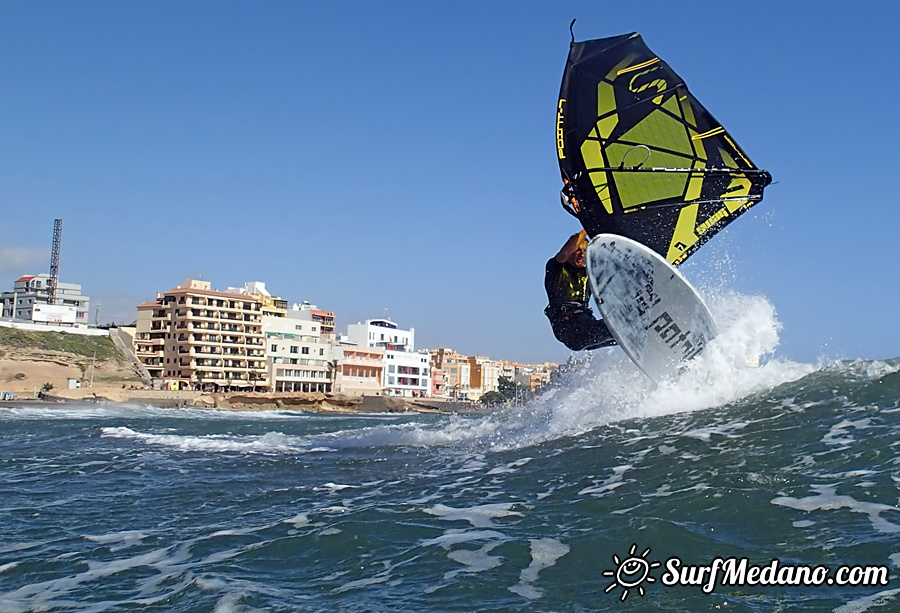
[3,355,900,611]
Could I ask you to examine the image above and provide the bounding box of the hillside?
[0,327,144,397]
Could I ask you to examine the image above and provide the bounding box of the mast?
[48,219,62,305]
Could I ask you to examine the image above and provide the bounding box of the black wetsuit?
[543,258,616,351]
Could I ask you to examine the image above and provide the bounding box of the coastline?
[0,331,498,415]
[1,388,494,415]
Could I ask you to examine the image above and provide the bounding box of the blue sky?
[1,1,897,366]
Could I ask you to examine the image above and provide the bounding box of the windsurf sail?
[557,31,772,266]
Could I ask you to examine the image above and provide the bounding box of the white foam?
[213,592,245,613]
[444,544,503,580]
[578,464,633,497]
[509,538,570,600]
[333,572,391,593]
[486,457,533,475]
[834,588,900,613]
[82,530,149,552]
[424,503,523,528]
[284,513,310,528]
[317,483,354,492]
[823,419,872,447]
[100,427,308,454]
[771,485,900,534]
[421,529,508,548]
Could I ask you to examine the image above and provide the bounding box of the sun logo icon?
[603,543,661,601]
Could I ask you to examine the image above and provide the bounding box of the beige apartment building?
[333,344,385,396]
[467,355,503,401]
[134,279,268,390]
[430,347,471,400]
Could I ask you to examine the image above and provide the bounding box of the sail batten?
[558,32,772,266]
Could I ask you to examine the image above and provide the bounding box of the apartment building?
[134,279,267,390]
[226,282,288,318]
[1,274,91,326]
[288,302,336,339]
[430,347,471,400]
[430,366,446,398]
[264,310,334,393]
[345,318,430,397]
[467,355,503,400]
[332,343,385,396]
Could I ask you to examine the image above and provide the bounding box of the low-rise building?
[345,318,430,397]
[333,343,385,396]
[1,274,91,326]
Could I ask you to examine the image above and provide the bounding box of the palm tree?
[326,359,339,393]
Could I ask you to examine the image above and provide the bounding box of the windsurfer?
[544,229,616,351]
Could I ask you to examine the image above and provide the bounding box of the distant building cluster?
[130,279,559,400]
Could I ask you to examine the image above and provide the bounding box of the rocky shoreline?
[15,389,490,415]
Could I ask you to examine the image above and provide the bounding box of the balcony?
[136,348,164,358]
[194,347,222,355]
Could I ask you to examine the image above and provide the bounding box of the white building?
[383,350,431,397]
[263,310,334,393]
[287,301,336,339]
[1,274,91,326]
[345,319,430,397]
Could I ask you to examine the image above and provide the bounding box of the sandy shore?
[0,350,142,399]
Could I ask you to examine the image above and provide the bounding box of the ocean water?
[2,294,899,612]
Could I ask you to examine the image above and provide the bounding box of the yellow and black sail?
[557,32,772,266]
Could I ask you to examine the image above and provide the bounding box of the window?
[302,347,309,355]
[295,325,302,330]
[389,365,395,373]
[271,344,278,352]
[319,348,324,355]
[290,346,298,354]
